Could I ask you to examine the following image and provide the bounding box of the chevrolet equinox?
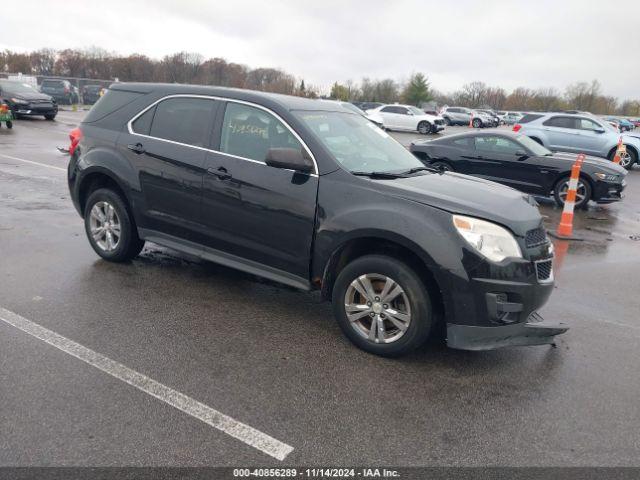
[68,83,567,356]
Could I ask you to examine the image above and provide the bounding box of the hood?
[10,91,53,102]
[375,172,542,235]
[550,152,628,175]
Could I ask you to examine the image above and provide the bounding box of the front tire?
[417,121,432,135]
[472,118,482,128]
[5,120,12,129]
[609,146,637,170]
[332,255,433,357]
[84,188,145,262]
[44,114,56,121]
[553,176,591,209]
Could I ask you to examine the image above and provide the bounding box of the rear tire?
[332,255,433,357]
[444,117,452,126]
[84,188,145,262]
[553,176,591,210]
[5,121,12,129]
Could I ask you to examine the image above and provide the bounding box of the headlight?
[594,172,619,182]
[10,97,28,105]
[453,215,522,262]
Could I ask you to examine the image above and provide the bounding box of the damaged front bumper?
[446,312,568,351]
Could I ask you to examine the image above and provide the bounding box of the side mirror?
[515,151,528,159]
[594,128,605,134]
[265,148,314,173]
[406,111,414,116]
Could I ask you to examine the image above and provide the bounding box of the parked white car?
[366,104,446,134]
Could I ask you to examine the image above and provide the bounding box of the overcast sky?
[3,0,639,99]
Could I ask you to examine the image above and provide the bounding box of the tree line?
[2,48,638,116]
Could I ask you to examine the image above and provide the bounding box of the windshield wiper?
[399,166,438,174]
[351,171,408,179]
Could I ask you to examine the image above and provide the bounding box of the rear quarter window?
[83,89,143,123]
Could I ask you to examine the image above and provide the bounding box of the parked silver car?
[441,107,493,128]
[516,113,639,169]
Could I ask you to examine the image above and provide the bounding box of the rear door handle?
[127,143,146,155]
[207,167,232,180]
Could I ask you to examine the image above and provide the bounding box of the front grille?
[535,260,553,281]
[525,227,548,248]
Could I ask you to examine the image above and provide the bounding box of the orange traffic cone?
[556,154,585,238]
[468,112,474,128]
[612,137,624,165]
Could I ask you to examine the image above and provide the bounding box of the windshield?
[0,81,37,94]
[409,106,424,115]
[294,111,424,173]
[516,134,552,156]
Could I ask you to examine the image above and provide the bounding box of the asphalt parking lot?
[1,111,640,467]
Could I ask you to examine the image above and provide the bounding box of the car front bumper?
[12,103,58,116]
[435,228,567,350]
[593,179,625,203]
[447,312,568,350]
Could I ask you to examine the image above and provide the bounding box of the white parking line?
[0,307,294,461]
[0,153,66,172]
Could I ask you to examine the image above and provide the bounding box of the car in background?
[441,107,494,128]
[0,79,58,120]
[82,84,104,104]
[367,104,445,134]
[352,101,383,112]
[605,117,634,132]
[503,112,523,125]
[514,113,639,169]
[320,100,384,128]
[40,79,78,105]
[475,109,500,127]
[409,131,627,209]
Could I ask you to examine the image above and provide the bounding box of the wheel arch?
[77,167,132,216]
[319,234,446,321]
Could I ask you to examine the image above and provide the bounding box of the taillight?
[69,128,82,156]
[512,124,522,132]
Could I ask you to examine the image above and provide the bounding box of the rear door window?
[474,136,521,155]
[543,116,577,129]
[148,97,217,147]
[518,114,544,124]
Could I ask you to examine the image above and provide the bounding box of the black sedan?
[0,80,58,120]
[410,131,627,208]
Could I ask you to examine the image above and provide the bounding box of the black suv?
[69,83,567,356]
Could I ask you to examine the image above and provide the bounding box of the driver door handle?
[127,143,146,155]
[207,167,232,180]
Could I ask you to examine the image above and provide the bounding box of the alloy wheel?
[344,274,411,344]
[558,180,587,204]
[89,201,121,252]
[619,152,632,168]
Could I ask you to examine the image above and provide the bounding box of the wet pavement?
[1,111,639,467]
